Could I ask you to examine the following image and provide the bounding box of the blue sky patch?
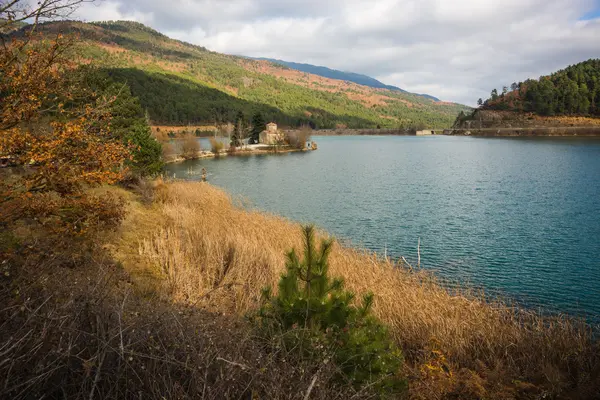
[580,1,600,20]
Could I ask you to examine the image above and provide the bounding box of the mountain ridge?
[253,57,441,101]
[26,19,470,128]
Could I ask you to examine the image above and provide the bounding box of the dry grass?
[3,179,598,398]
[152,127,171,142]
[0,250,359,400]
[132,180,600,399]
[1,183,366,400]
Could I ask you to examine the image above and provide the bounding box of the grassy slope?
[1,185,364,399]
[114,180,599,399]
[3,179,598,398]
[36,20,470,129]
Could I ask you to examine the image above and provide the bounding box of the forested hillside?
[254,57,440,101]
[478,59,600,116]
[26,20,469,129]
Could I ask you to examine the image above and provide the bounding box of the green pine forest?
[478,59,600,116]
[30,20,470,129]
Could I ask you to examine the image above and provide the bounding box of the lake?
[166,135,600,320]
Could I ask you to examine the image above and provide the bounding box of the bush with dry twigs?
[209,137,225,155]
[161,141,178,162]
[180,133,201,159]
[286,126,312,149]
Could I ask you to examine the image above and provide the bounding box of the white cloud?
[74,0,600,105]
[75,1,154,25]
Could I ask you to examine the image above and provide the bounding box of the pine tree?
[491,88,499,101]
[124,122,164,176]
[479,59,600,116]
[258,225,406,395]
[82,70,163,176]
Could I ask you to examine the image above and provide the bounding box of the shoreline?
[452,110,600,136]
[446,126,600,137]
[160,131,600,308]
[315,126,600,137]
[164,146,312,164]
[131,180,600,397]
[272,126,600,137]
[6,178,598,399]
[156,125,600,142]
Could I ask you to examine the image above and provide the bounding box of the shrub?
[286,126,312,149]
[161,142,177,162]
[209,137,224,155]
[256,225,407,396]
[181,134,201,159]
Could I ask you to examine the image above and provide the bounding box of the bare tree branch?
[1,0,94,32]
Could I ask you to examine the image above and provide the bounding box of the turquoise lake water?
[166,135,600,320]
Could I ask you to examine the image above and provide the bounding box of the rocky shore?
[446,126,600,136]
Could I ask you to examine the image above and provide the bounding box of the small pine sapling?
[257,225,407,395]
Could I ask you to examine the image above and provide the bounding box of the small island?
[155,118,317,164]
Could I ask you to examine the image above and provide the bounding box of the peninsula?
[451,59,600,136]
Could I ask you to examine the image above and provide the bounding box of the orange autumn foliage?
[0,32,130,237]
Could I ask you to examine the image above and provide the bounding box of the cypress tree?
[232,111,246,147]
[250,112,266,144]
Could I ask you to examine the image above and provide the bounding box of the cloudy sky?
[73,0,600,105]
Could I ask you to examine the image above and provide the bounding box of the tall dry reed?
[137,181,600,398]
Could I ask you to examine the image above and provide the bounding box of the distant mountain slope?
[26,20,469,128]
[254,58,440,101]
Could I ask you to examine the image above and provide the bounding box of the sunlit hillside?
[30,20,471,129]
